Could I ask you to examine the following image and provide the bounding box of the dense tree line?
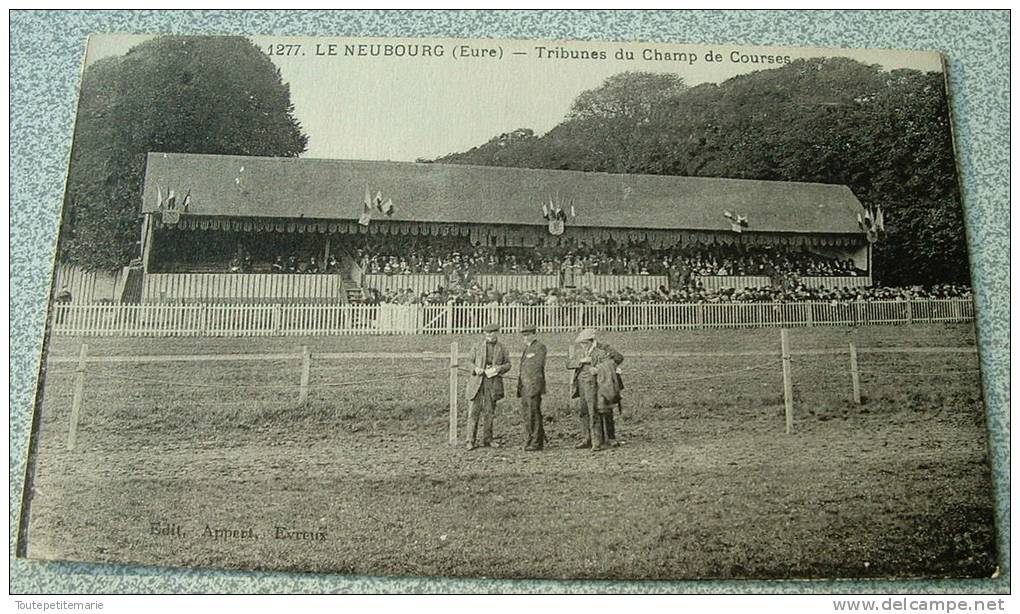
[61,36,308,271]
[433,60,968,286]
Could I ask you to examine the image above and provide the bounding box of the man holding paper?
[465,322,512,450]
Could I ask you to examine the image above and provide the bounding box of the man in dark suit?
[515,323,547,451]
[465,322,512,450]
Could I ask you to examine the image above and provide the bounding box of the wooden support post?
[448,341,459,445]
[780,329,794,435]
[298,345,311,405]
[67,343,88,451]
[849,341,862,405]
[567,344,577,418]
[446,303,453,336]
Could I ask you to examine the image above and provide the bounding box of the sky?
[84,34,944,163]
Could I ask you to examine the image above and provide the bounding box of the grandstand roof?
[142,152,866,235]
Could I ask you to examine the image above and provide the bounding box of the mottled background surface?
[9,10,1009,593]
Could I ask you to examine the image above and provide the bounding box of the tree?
[432,61,968,286]
[562,72,687,173]
[61,36,308,271]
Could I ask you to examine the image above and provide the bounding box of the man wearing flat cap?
[465,322,512,450]
[516,323,547,451]
[571,328,624,451]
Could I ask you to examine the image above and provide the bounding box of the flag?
[359,185,373,226]
[157,185,164,210]
[160,186,181,224]
[875,206,885,233]
[182,190,192,213]
[382,198,394,216]
[375,191,384,212]
[542,202,549,219]
[723,210,748,233]
[858,207,880,243]
[570,200,576,218]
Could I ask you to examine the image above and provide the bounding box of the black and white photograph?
[17,34,997,580]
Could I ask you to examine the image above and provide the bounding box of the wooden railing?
[49,298,974,337]
[696,275,870,291]
[140,271,874,303]
[143,273,345,303]
[362,274,448,297]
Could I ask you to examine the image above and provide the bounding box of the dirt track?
[23,324,997,580]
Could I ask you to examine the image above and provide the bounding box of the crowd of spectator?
[223,252,343,274]
[177,234,865,281]
[350,236,866,282]
[364,282,972,306]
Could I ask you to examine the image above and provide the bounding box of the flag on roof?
[359,185,372,226]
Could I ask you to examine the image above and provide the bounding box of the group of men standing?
[464,323,624,452]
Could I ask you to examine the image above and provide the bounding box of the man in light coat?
[465,322,512,450]
[571,328,624,451]
[515,323,547,451]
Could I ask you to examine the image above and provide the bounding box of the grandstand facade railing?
[136,271,875,305]
[50,298,974,337]
[143,273,346,303]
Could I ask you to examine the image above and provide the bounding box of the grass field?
[22,323,997,581]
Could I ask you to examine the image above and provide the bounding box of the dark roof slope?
[142,153,865,235]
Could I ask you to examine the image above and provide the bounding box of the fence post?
[696,303,705,329]
[905,300,914,325]
[780,329,794,435]
[806,303,814,327]
[298,345,311,405]
[446,303,453,336]
[848,341,862,405]
[200,304,209,335]
[272,304,282,335]
[67,343,88,451]
[116,304,127,337]
[449,341,459,445]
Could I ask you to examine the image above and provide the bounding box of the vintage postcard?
[18,34,997,581]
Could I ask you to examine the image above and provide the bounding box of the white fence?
[49,299,974,337]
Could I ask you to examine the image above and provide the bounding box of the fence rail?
[48,336,979,450]
[49,298,974,337]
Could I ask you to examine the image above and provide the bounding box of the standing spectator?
[465,323,511,450]
[571,328,624,452]
[515,323,547,451]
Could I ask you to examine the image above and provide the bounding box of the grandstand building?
[130,152,871,304]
